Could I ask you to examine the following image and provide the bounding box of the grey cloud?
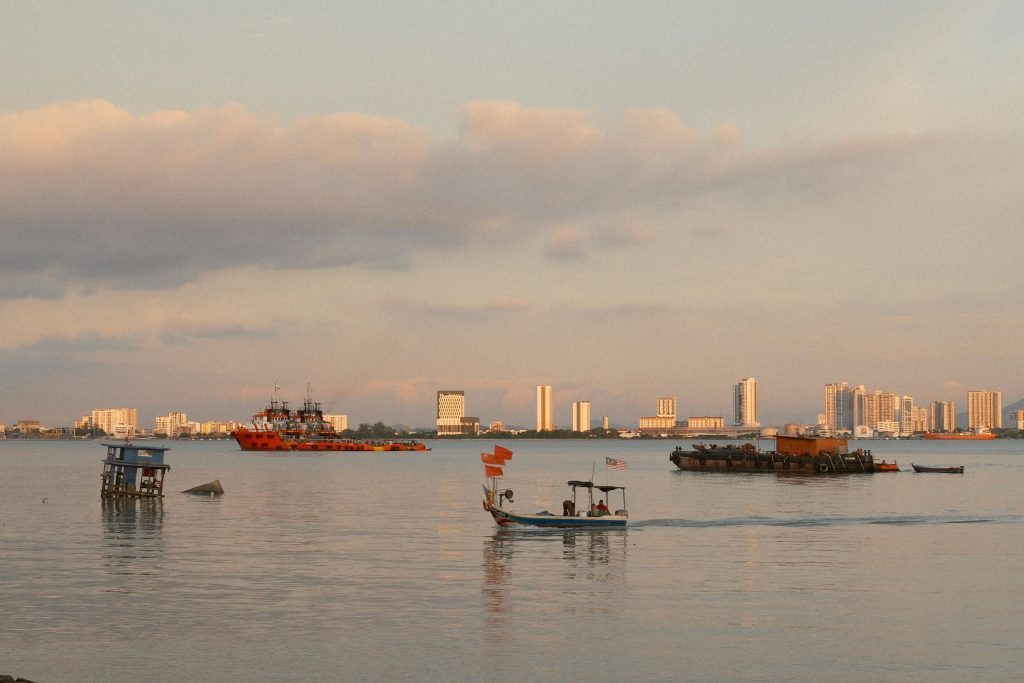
[2,101,1013,299]
[160,324,276,346]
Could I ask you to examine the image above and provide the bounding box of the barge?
[670,435,892,474]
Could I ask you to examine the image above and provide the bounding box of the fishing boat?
[231,387,429,452]
[481,446,628,528]
[911,464,965,473]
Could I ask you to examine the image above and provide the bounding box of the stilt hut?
[100,442,171,498]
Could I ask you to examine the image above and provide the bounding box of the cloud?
[159,324,276,346]
[458,100,605,166]
[0,333,141,381]
[544,225,586,260]
[2,99,1005,302]
[384,296,531,321]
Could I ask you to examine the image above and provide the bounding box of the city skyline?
[3,379,1017,434]
[3,4,1023,429]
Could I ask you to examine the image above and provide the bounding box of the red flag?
[484,464,504,477]
[494,445,513,462]
[481,452,504,465]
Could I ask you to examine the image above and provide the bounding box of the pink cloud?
[458,100,605,165]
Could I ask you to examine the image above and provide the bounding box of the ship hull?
[232,428,428,452]
[670,443,883,474]
[923,433,996,440]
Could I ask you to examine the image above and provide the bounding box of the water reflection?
[481,527,628,628]
[100,498,165,587]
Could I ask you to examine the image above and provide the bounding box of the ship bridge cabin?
[100,442,171,498]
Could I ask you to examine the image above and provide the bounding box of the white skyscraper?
[436,390,466,435]
[968,390,1002,431]
[733,378,759,427]
[537,385,553,431]
[572,401,591,432]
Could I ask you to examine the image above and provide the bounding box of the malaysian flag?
[605,456,627,471]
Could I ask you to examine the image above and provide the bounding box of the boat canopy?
[566,480,625,492]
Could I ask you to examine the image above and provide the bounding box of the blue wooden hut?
[100,442,171,498]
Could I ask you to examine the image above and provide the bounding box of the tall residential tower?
[967,390,1002,431]
[536,385,553,432]
[733,378,758,427]
[572,401,591,432]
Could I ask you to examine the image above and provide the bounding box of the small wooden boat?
[480,446,627,528]
[911,463,964,473]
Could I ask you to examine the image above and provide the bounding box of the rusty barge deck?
[670,436,894,474]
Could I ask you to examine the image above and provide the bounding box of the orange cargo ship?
[232,391,429,452]
[923,432,996,440]
[925,432,995,444]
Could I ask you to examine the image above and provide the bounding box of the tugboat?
[670,436,887,473]
[231,387,429,452]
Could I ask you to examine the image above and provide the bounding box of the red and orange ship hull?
[232,428,429,452]
[923,432,996,440]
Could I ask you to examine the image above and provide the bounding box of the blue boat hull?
[487,504,627,528]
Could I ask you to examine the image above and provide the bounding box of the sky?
[2,1,1023,430]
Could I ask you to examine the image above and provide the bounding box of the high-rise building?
[911,406,929,434]
[536,385,553,432]
[324,414,348,432]
[930,401,956,433]
[656,397,677,420]
[898,396,914,437]
[1015,410,1024,431]
[853,385,867,428]
[733,378,758,427]
[436,390,466,435]
[155,411,188,437]
[858,390,897,430]
[967,390,1002,431]
[572,401,591,432]
[823,383,853,433]
[640,396,676,430]
[91,408,138,437]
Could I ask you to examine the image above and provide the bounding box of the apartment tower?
[656,397,677,421]
[733,378,759,427]
[930,401,956,433]
[823,383,853,433]
[571,401,591,433]
[536,385,553,432]
[967,390,1002,431]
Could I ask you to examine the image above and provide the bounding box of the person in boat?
[562,499,575,516]
[595,499,609,516]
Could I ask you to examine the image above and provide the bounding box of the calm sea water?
[1,438,1022,682]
